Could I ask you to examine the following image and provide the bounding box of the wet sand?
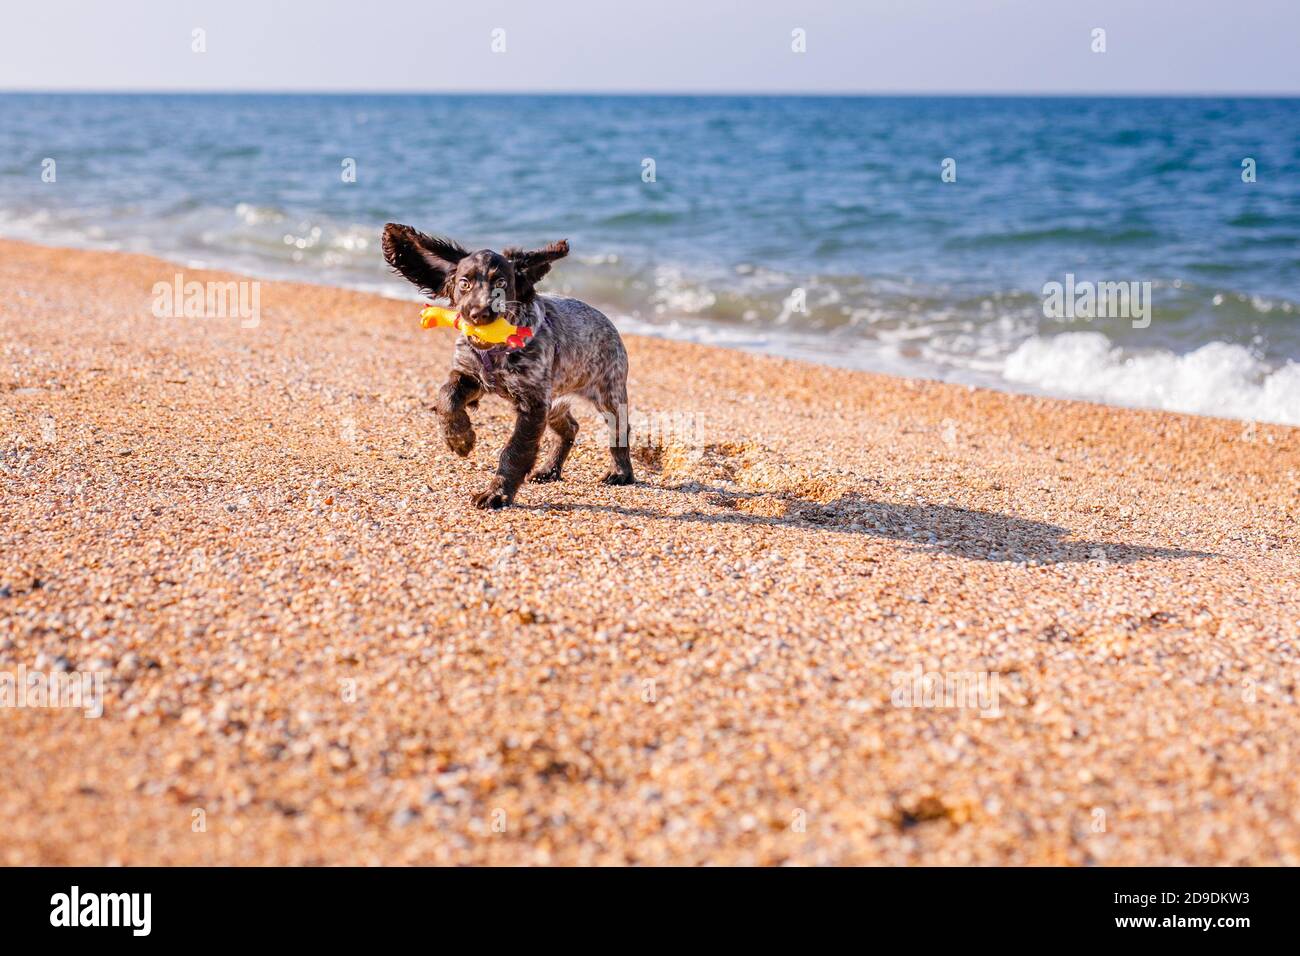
[1,238,1297,865]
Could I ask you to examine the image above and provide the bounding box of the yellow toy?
[419,305,535,349]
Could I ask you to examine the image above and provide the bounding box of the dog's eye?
[457,277,471,291]
[494,279,506,289]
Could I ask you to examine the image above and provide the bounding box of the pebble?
[1,241,1296,866]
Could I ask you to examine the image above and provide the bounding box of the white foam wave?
[4,204,1299,427]
[1003,332,1300,425]
[650,265,717,315]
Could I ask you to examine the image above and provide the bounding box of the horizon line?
[3,88,1299,99]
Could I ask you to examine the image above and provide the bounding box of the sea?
[2,93,1298,423]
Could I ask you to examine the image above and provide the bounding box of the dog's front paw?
[444,425,476,458]
[599,470,635,486]
[530,465,564,483]
[471,485,512,509]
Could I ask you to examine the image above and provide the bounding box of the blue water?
[2,93,1299,421]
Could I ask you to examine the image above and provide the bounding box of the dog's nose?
[466,307,491,323]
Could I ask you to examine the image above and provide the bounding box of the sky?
[0,0,1296,95]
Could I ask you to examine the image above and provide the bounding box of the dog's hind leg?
[531,400,579,483]
[593,378,635,486]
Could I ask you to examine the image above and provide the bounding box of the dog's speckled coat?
[382,224,634,508]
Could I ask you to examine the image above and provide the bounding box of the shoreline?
[2,238,1298,865]
[3,232,1296,428]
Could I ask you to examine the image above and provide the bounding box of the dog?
[382,223,634,509]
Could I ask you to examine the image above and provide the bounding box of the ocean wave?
[4,198,1300,427]
[234,202,286,225]
[1003,332,1300,425]
[945,226,1158,249]
[596,209,682,227]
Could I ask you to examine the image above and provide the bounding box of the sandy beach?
[1,237,1297,865]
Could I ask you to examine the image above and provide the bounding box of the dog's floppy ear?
[382,223,468,297]
[504,239,569,301]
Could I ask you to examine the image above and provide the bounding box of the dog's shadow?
[535,484,1215,565]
